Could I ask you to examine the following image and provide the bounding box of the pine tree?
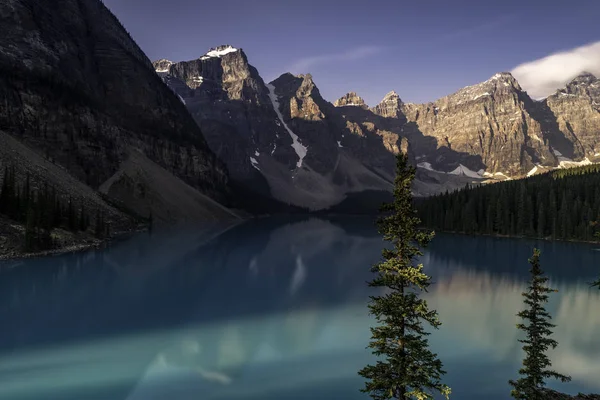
[593,233,600,290]
[359,153,450,400]
[509,249,571,400]
[24,204,35,252]
[94,210,103,238]
[79,204,86,232]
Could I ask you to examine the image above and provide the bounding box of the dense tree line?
[416,165,600,241]
[0,165,109,252]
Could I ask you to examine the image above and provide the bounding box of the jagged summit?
[200,45,240,60]
[489,71,516,81]
[436,71,522,105]
[334,92,368,108]
[382,90,400,99]
[153,59,173,73]
[372,91,404,118]
[568,71,597,86]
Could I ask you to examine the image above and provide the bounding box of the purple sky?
[103,0,599,105]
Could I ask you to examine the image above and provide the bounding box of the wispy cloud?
[438,13,519,43]
[511,41,600,99]
[287,45,386,73]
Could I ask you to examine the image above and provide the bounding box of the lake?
[0,216,599,400]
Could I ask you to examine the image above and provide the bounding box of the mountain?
[545,72,600,159]
[0,0,239,257]
[155,46,479,210]
[155,44,599,210]
[401,72,600,177]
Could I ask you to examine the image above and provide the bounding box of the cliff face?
[154,45,299,190]
[545,72,600,159]
[400,73,555,175]
[0,0,232,222]
[399,72,600,177]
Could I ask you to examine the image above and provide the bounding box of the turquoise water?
[0,216,599,400]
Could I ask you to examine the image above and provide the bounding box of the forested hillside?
[416,165,600,242]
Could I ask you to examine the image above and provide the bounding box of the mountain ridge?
[154,45,600,209]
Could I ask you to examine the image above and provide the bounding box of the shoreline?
[427,229,600,246]
[0,227,147,263]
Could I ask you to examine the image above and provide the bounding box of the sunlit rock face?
[546,73,600,159]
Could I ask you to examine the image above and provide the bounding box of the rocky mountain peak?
[553,71,600,99]
[439,71,522,107]
[570,71,597,84]
[276,73,325,102]
[383,90,400,100]
[153,59,173,73]
[565,71,598,91]
[372,91,403,118]
[334,92,368,109]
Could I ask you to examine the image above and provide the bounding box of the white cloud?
[511,41,600,99]
[287,45,385,73]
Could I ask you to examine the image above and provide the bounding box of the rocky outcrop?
[371,91,403,118]
[334,92,368,109]
[0,0,232,225]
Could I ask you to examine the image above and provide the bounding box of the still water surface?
[0,217,599,400]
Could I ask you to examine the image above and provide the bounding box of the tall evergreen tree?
[359,153,450,400]
[509,249,571,400]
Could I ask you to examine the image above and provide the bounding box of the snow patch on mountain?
[527,166,538,177]
[558,158,592,169]
[250,157,260,171]
[417,162,435,172]
[552,148,593,168]
[473,92,490,101]
[266,83,308,169]
[200,46,239,60]
[449,164,483,179]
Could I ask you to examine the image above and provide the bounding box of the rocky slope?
[0,0,233,218]
[0,0,239,256]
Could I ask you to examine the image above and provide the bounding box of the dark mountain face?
[545,72,600,160]
[0,0,234,226]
